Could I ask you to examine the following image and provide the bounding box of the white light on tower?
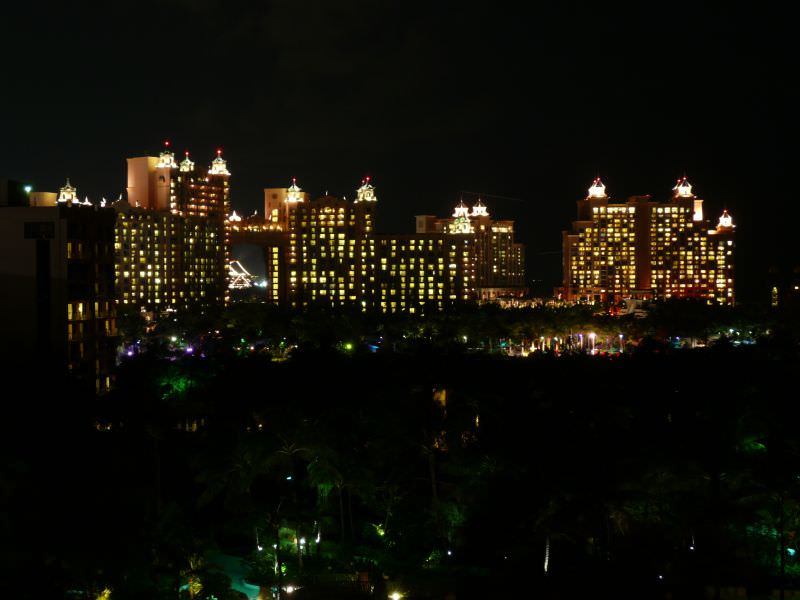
[452,199,470,218]
[57,179,78,204]
[180,150,195,172]
[156,140,178,169]
[673,176,693,198]
[587,177,607,199]
[287,178,304,203]
[209,149,231,176]
[355,176,377,202]
[470,198,489,217]
[717,209,734,229]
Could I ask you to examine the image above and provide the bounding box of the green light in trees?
[740,435,767,454]
[159,374,193,398]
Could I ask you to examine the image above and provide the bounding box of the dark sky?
[1,2,795,298]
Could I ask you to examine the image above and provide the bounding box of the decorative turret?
[451,199,473,233]
[355,176,377,202]
[587,177,607,199]
[453,199,470,219]
[673,176,694,198]
[57,179,78,204]
[717,209,734,230]
[180,150,195,172]
[156,140,178,169]
[471,198,489,218]
[209,149,230,176]
[286,178,304,203]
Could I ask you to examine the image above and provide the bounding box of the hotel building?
[229,178,525,312]
[0,179,117,393]
[120,143,230,310]
[561,177,735,305]
[0,143,230,391]
[415,198,526,300]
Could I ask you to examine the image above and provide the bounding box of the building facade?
[0,143,231,391]
[561,177,735,305]
[415,197,526,299]
[229,179,526,312]
[121,143,230,310]
[0,180,117,393]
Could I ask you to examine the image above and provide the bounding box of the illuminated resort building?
[0,142,230,390]
[561,177,735,304]
[415,198,526,300]
[121,143,230,309]
[229,178,525,312]
[0,179,117,393]
[372,233,473,313]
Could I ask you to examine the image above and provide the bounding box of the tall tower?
[673,175,704,222]
[155,140,177,212]
[709,209,735,304]
[121,142,231,310]
[353,176,377,233]
[57,179,79,205]
[264,178,310,229]
[562,175,735,305]
[353,177,378,303]
[450,199,473,234]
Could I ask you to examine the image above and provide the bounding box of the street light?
[619,333,624,353]
[589,332,596,353]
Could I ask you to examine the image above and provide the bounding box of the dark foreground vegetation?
[3,301,800,600]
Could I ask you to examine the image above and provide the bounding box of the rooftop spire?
[451,198,474,234]
[355,175,377,203]
[717,208,734,229]
[180,150,195,172]
[57,178,78,204]
[587,177,607,199]
[453,198,470,219]
[209,148,230,176]
[673,176,694,198]
[157,140,178,169]
[470,197,489,217]
[287,178,304,203]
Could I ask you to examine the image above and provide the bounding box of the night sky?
[1,2,794,299]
